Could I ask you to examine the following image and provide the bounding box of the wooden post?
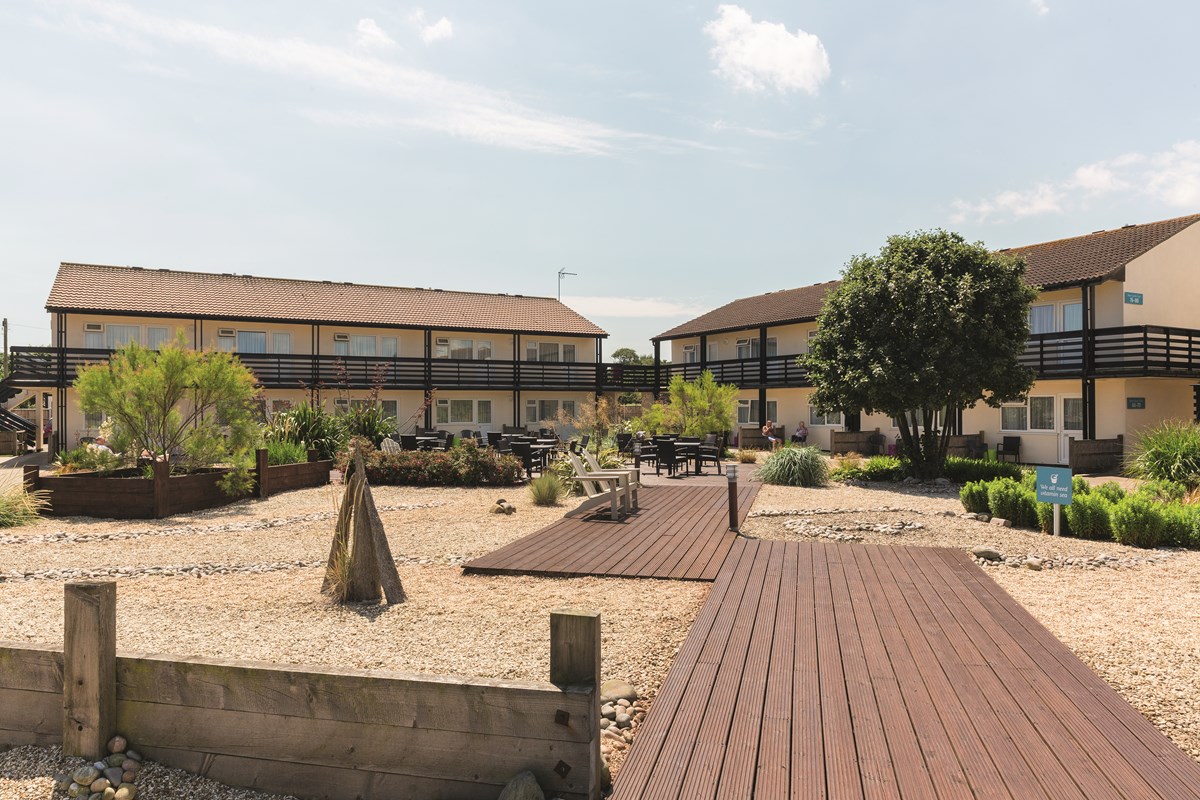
[727,464,740,531]
[256,447,269,498]
[63,581,116,760]
[152,459,170,519]
[550,609,600,687]
[550,609,601,800]
[22,464,39,492]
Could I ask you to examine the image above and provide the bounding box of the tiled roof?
[656,214,1200,339]
[655,281,840,340]
[1004,213,1200,288]
[46,263,607,337]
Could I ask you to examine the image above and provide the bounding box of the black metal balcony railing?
[8,325,1200,394]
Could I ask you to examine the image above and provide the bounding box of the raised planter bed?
[24,450,332,519]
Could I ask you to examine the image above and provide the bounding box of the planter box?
[28,451,333,519]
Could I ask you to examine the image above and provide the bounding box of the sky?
[2,0,1200,354]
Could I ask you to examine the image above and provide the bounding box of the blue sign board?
[1036,466,1073,504]
[1124,291,1144,305]
[1127,397,1146,410]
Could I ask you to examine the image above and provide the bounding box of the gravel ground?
[4,477,1197,798]
[745,480,1200,762]
[0,482,707,799]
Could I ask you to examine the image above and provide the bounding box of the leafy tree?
[803,230,1037,478]
[555,395,614,452]
[75,334,261,491]
[610,347,654,365]
[630,371,737,436]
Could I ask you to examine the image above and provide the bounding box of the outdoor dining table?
[671,441,704,475]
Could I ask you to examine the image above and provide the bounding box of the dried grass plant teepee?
[322,442,406,604]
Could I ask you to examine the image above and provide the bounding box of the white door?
[1060,396,1083,464]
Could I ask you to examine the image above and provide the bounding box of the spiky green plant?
[1125,419,1200,487]
[757,446,829,487]
[0,487,47,528]
[529,474,568,506]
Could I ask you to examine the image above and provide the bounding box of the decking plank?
[464,485,748,581]
[612,541,1200,800]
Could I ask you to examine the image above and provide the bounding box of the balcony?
[8,326,1200,395]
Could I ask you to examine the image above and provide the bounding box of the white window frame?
[809,407,842,427]
[237,330,268,354]
[85,330,104,349]
[273,332,293,355]
[683,344,699,364]
[735,337,778,359]
[147,327,170,350]
[708,342,720,361]
[476,340,492,360]
[1001,396,1055,433]
[381,336,398,358]
[562,343,576,363]
[737,399,778,425]
[477,400,492,424]
[106,324,140,349]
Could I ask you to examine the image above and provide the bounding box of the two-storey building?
[3,263,611,452]
[653,214,1200,465]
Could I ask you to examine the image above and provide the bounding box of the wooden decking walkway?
[613,539,1200,800]
[463,484,758,581]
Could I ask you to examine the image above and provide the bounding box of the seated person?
[762,420,782,449]
[791,421,808,444]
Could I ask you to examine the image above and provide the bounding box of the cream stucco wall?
[1122,220,1200,329]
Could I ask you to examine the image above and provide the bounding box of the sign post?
[1035,466,1073,536]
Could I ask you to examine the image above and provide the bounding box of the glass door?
[1060,396,1084,464]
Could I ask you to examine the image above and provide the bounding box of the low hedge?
[337,440,523,486]
[831,455,1022,484]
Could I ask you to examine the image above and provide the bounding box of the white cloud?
[1029,0,1050,16]
[409,8,453,44]
[951,140,1200,223]
[43,0,701,156]
[703,5,830,95]
[561,296,707,319]
[355,18,396,51]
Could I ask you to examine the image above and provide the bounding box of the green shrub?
[0,487,47,528]
[758,446,829,487]
[1160,503,1200,548]
[1072,476,1091,497]
[829,463,865,481]
[341,404,397,447]
[942,457,1022,484]
[1110,495,1166,548]
[53,444,125,475]
[1020,470,1037,492]
[959,481,990,514]
[1063,493,1113,540]
[985,478,1037,528]
[1091,481,1127,504]
[529,474,568,506]
[264,403,346,461]
[861,456,906,481]
[1135,479,1188,503]
[337,439,522,486]
[1036,501,1072,537]
[265,439,309,466]
[1125,419,1200,487]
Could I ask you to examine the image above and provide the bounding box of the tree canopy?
[803,229,1038,477]
[631,371,737,436]
[610,347,653,365]
[75,335,261,486]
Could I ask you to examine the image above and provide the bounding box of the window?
[539,342,560,362]
[271,400,293,414]
[436,338,474,359]
[736,338,777,358]
[806,330,819,352]
[334,338,349,357]
[85,330,103,349]
[737,399,778,425]
[381,400,397,419]
[1063,398,1084,431]
[237,331,267,354]
[562,344,576,363]
[683,344,698,364]
[476,341,492,360]
[1029,305,1055,335]
[525,399,573,423]
[810,406,842,426]
[526,342,539,362]
[147,327,169,349]
[381,337,398,357]
[217,332,236,352]
[708,342,720,361]
[436,399,449,424]
[437,399,485,423]
[272,332,293,354]
[1062,302,1083,332]
[333,398,350,415]
[1002,396,1054,431]
[106,325,139,349]
[524,342,571,362]
[449,399,473,422]
[351,335,376,357]
[477,400,492,424]
[84,410,104,430]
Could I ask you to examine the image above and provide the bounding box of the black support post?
[423,329,433,429]
[758,326,769,428]
[699,334,708,371]
[652,340,661,400]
